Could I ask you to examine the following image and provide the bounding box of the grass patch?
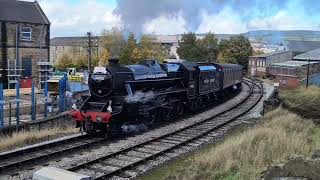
[279,85,320,118]
[0,126,78,152]
[140,108,320,180]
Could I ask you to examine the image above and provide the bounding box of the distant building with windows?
[268,61,320,89]
[0,0,50,87]
[50,37,89,65]
[248,51,292,77]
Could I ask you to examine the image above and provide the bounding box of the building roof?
[250,50,288,58]
[270,60,319,67]
[51,37,90,46]
[293,48,320,61]
[0,0,50,24]
[149,35,181,44]
[281,40,320,52]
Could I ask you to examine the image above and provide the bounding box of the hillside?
[244,30,320,44]
[140,108,320,180]
[213,30,320,44]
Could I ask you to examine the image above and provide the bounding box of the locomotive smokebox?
[108,58,119,66]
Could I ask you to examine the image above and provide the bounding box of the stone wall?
[0,22,50,85]
[50,45,87,64]
[262,150,320,180]
[5,22,49,48]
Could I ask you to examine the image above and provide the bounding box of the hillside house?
[248,51,292,77]
[0,0,50,88]
[293,48,320,62]
[268,61,320,89]
[280,40,320,56]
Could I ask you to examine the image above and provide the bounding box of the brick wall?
[276,76,300,89]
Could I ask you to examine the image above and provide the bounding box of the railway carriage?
[70,59,243,135]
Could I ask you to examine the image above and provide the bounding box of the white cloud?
[29,0,320,37]
[196,7,248,34]
[36,0,122,37]
[248,11,320,30]
[142,11,187,35]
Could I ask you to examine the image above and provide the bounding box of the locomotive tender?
[70,59,243,135]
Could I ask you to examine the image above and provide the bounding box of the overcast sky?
[32,0,320,37]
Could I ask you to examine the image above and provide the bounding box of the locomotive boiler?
[70,58,243,136]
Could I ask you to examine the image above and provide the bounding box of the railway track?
[0,79,260,178]
[66,79,263,179]
[0,133,106,174]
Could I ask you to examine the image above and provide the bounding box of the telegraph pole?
[306,58,310,88]
[87,32,92,73]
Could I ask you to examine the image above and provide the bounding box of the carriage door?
[22,57,32,77]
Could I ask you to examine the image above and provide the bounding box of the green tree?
[218,35,252,68]
[176,32,200,61]
[55,54,75,70]
[74,55,87,70]
[133,35,168,62]
[119,34,168,64]
[99,48,111,66]
[100,28,126,58]
[119,32,137,64]
[198,32,219,62]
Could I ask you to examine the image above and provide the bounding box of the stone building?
[268,61,320,89]
[0,0,50,88]
[50,37,89,65]
[248,51,292,77]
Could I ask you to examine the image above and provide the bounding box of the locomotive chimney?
[108,58,119,66]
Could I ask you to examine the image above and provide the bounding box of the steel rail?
[0,133,106,173]
[67,79,263,179]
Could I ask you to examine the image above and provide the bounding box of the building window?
[20,27,32,41]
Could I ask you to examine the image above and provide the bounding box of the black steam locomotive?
[70,59,243,135]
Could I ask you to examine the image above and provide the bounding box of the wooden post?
[16,81,20,125]
[31,80,36,120]
[87,32,92,73]
[306,58,310,88]
[44,80,48,118]
[0,83,3,127]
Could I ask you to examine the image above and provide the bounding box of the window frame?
[20,27,32,41]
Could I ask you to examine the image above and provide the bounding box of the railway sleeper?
[165,136,189,141]
[116,154,140,162]
[169,134,194,139]
[158,139,181,145]
[151,141,176,148]
[134,147,159,154]
[125,151,148,159]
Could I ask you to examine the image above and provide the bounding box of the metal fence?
[0,74,88,129]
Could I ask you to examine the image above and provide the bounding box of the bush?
[141,108,320,180]
[280,85,320,118]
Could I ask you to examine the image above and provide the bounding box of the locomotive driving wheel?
[145,110,157,126]
[174,102,184,118]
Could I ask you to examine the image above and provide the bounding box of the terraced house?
[0,0,50,88]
